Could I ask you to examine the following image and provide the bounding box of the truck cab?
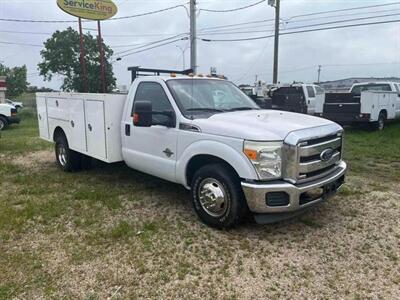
[37,75,347,228]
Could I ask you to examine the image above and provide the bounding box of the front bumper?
[241,161,347,222]
[7,116,20,124]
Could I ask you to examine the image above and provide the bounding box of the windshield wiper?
[225,107,259,112]
[186,108,225,112]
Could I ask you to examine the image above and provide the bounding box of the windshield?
[166,79,259,117]
[351,83,391,94]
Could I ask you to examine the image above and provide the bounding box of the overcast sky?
[0,0,399,90]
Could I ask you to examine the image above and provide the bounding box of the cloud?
[0,0,399,89]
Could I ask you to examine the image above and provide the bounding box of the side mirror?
[133,101,152,127]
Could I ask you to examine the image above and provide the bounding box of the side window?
[315,86,324,95]
[306,86,316,98]
[394,84,400,92]
[132,82,174,124]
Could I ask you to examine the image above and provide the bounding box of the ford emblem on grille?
[320,148,334,161]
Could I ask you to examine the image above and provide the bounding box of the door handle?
[163,148,174,157]
[125,124,130,136]
[71,120,75,128]
[88,124,92,131]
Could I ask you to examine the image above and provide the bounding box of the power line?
[113,33,189,56]
[0,40,43,47]
[199,18,275,32]
[201,19,400,42]
[198,10,400,34]
[197,12,400,36]
[0,3,188,23]
[199,0,266,13]
[199,2,400,32]
[117,38,185,59]
[283,2,400,21]
[284,8,400,25]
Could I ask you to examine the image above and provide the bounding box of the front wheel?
[191,164,248,229]
[55,136,82,172]
[0,117,8,131]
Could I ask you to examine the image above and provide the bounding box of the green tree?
[0,63,28,98]
[38,27,116,93]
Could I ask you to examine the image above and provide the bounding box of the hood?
[0,103,15,110]
[192,110,338,141]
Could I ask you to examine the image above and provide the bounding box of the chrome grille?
[297,134,342,183]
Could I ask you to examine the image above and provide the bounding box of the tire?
[0,116,8,131]
[55,135,82,172]
[372,112,386,131]
[191,163,248,229]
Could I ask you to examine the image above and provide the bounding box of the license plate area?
[299,175,345,206]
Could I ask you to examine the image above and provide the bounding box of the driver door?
[122,81,178,182]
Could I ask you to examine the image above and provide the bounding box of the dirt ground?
[1,149,399,299]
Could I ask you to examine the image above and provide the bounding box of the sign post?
[56,0,118,93]
[97,20,106,93]
[78,17,88,93]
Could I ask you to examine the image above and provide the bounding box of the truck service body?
[37,76,347,228]
[323,82,400,130]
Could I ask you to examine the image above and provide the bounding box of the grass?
[344,121,400,180]
[0,107,399,299]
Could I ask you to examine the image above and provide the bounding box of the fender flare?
[176,140,258,187]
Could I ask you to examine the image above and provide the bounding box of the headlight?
[243,141,283,180]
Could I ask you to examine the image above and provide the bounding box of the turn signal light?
[170,73,177,77]
[244,149,257,160]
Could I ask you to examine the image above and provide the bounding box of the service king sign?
[57,0,118,20]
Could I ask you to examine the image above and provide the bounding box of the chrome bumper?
[241,161,347,214]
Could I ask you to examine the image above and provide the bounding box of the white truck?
[0,103,19,130]
[5,99,24,111]
[37,75,347,228]
[323,82,400,130]
[269,83,325,115]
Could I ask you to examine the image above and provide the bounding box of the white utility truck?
[269,83,325,115]
[37,75,347,228]
[0,103,19,130]
[323,82,400,130]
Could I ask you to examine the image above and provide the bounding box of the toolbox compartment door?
[85,100,107,160]
[37,97,49,140]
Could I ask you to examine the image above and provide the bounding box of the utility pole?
[317,65,322,83]
[176,45,188,70]
[190,0,197,73]
[271,0,280,84]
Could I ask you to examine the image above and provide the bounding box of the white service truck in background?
[37,75,347,228]
[0,103,19,130]
[323,82,400,130]
[269,83,325,115]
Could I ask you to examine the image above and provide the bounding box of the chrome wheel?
[0,119,5,130]
[198,178,229,217]
[57,144,67,166]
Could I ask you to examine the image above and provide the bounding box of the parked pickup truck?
[0,103,19,130]
[323,82,400,130]
[37,75,347,228]
[269,83,325,115]
[5,99,24,111]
